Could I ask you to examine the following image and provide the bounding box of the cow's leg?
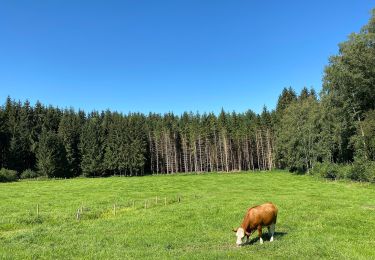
[269,223,275,242]
[257,225,263,244]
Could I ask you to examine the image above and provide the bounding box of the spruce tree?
[79,114,104,177]
[36,129,68,178]
[58,109,82,177]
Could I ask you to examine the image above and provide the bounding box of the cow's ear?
[232,228,238,232]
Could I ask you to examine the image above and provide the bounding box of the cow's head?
[233,227,248,246]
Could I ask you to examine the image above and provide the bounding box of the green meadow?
[0,171,374,259]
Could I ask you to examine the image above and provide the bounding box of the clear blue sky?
[0,1,374,114]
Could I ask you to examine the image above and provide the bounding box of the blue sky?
[0,1,374,115]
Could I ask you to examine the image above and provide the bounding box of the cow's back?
[248,202,278,227]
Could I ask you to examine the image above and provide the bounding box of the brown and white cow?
[233,202,278,246]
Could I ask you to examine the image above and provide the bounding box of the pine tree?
[58,109,82,177]
[36,129,68,178]
[299,87,310,100]
[275,87,297,114]
[5,100,33,173]
[79,114,104,177]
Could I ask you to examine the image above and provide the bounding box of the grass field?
[0,171,374,259]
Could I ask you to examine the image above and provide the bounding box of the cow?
[233,202,278,246]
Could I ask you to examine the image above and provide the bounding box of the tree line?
[1,9,374,182]
[0,99,275,178]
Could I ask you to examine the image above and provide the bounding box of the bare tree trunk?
[189,140,193,172]
[229,139,234,171]
[205,137,210,172]
[260,130,266,170]
[169,133,174,173]
[194,139,198,172]
[237,139,242,171]
[256,131,261,170]
[266,129,273,170]
[198,134,203,172]
[223,133,229,172]
[148,132,154,173]
[178,147,184,172]
[173,132,178,173]
[219,135,223,171]
[182,135,188,173]
[214,130,219,171]
[245,135,250,170]
[250,139,255,171]
[164,131,169,173]
[155,133,159,174]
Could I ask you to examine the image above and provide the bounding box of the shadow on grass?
[244,232,288,246]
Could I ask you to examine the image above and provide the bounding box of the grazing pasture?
[0,171,374,259]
